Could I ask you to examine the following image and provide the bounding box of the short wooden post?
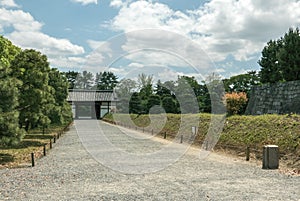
[246,146,250,161]
[180,135,183,143]
[164,132,167,139]
[43,145,46,156]
[54,136,56,143]
[50,139,52,149]
[31,153,35,167]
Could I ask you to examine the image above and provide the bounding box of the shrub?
[224,92,248,115]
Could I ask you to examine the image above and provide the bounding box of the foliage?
[48,68,72,124]
[95,71,118,90]
[0,36,25,146]
[129,92,142,114]
[223,71,260,94]
[278,28,300,81]
[64,71,79,89]
[224,92,248,115]
[258,27,300,83]
[11,49,53,131]
[162,96,178,113]
[76,70,94,89]
[175,76,199,113]
[0,36,72,146]
[115,78,137,113]
[137,73,153,90]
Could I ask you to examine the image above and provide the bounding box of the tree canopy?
[0,36,72,145]
[0,36,25,145]
[258,27,300,83]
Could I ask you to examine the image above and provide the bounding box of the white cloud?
[109,0,300,65]
[70,0,98,5]
[48,56,86,70]
[110,1,193,35]
[0,0,18,8]
[87,39,112,52]
[0,8,43,32]
[110,0,126,8]
[0,7,85,69]
[8,31,84,56]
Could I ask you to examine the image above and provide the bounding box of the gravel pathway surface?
[0,120,299,201]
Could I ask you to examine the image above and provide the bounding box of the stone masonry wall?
[246,80,300,115]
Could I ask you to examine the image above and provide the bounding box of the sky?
[1,0,300,82]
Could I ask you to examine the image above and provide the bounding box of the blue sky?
[1,0,300,81]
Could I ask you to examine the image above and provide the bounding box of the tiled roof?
[67,90,118,102]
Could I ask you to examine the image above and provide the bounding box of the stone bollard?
[262,145,279,169]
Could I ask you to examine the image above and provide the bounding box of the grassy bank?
[0,123,71,168]
[103,113,300,170]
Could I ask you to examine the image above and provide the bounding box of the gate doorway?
[68,90,117,119]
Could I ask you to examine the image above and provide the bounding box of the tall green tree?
[223,71,260,94]
[198,83,211,113]
[48,68,72,124]
[136,74,153,113]
[64,70,79,89]
[146,94,161,113]
[278,28,300,81]
[259,27,300,83]
[116,78,137,113]
[95,71,118,90]
[175,76,199,114]
[137,73,153,90]
[258,40,283,83]
[204,73,226,114]
[0,36,25,145]
[11,49,53,131]
[155,80,173,97]
[76,71,94,89]
[162,96,178,113]
[129,92,142,114]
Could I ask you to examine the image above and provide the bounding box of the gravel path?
[0,120,299,201]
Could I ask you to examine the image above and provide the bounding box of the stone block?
[262,145,279,169]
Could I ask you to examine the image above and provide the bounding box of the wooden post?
[180,135,183,143]
[50,139,52,149]
[164,132,167,139]
[54,136,56,143]
[246,146,250,161]
[43,145,46,156]
[31,153,35,167]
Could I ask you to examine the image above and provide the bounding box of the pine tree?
[11,49,53,131]
[258,27,300,83]
[0,36,25,146]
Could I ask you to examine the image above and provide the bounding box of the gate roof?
[67,90,118,102]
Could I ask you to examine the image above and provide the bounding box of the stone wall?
[245,80,300,115]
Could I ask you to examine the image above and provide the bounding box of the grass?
[103,113,300,171]
[0,123,71,168]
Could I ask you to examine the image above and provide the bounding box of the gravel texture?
[0,120,299,201]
